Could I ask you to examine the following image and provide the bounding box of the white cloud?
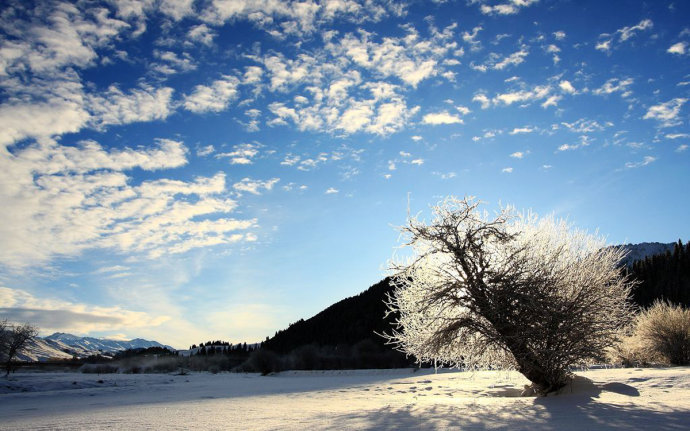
[183,76,240,113]
[325,187,339,194]
[152,50,197,75]
[676,144,688,152]
[422,111,463,125]
[199,0,401,38]
[666,133,690,139]
[643,98,687,127]
[596,19,653,52]
[281,154,301,166]
[541,95,561,108]
[0,2,129,76]
[267,81,419,136]
[462,26,483,51]
[217,142,262,165]
[89,85,174,128]
[510,151,524,158]
[187,24,216,46]
[625,155,656,169]
[160,0,196,21]
[251,24,460,136]
[493,85,551,106]
[197,145,215,157]
[502,167,513,173]
[456,106,471,115]
[0,286,170,334]
[94,265,130,274]
[595,40,611,52]
[232,178,280,195]
[561,119,607,133]
[559,80,576,94]
[558,135,592,151]
[493,49,529,70]
[0,138,257,268]
[553,31,566,40]
[479,0,539,15]
[432,171,456,180]
[667,42,687,55]
[410,158,424,165]
[618,19,653,41]
[473,93,491,109]
[326,25,457,88]
[472,48,528,72]
[593,78,633,96]
[509,127,533,135]
[0,93,90,148]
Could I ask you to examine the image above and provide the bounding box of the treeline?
[190,341,256,357]
[628,239,690,308]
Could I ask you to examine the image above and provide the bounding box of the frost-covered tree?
[1,320,38,376]
[385,197,634,395]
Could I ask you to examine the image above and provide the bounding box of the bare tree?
[1,320,38,376]
[385,197,634,395]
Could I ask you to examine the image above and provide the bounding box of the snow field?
[1,367,689,430]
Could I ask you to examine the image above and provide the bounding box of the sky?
[0,0,688,349]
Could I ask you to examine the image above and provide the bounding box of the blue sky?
[0,0,688,348]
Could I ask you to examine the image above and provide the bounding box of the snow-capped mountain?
[618,242,675,266]
[15,337,82,362]
[18,333,174,361]
[45,333,174,354]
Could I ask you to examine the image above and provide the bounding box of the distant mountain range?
[18,333,173,362]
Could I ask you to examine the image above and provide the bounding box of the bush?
[607,330,663,367]
[635,301,690,366]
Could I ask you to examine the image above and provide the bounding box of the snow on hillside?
[44,332,173,353]
[1,367,689,430]
[618,242,675,266]
[17,333,174,361]
[14,337,76,362]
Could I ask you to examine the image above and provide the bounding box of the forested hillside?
[259,278,413,368]
[628,240,690,308]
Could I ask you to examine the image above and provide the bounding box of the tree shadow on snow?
[321,376,690,430]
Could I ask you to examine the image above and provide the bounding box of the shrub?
[635,301,690,366]
[607,329,663,367]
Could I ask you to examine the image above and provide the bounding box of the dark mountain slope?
[263,277,400,354]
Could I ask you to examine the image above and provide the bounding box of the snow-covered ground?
[1,367,689,430]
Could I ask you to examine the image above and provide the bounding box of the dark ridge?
[262,277,401,353]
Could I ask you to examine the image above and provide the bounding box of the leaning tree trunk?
[505,340,570,395]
